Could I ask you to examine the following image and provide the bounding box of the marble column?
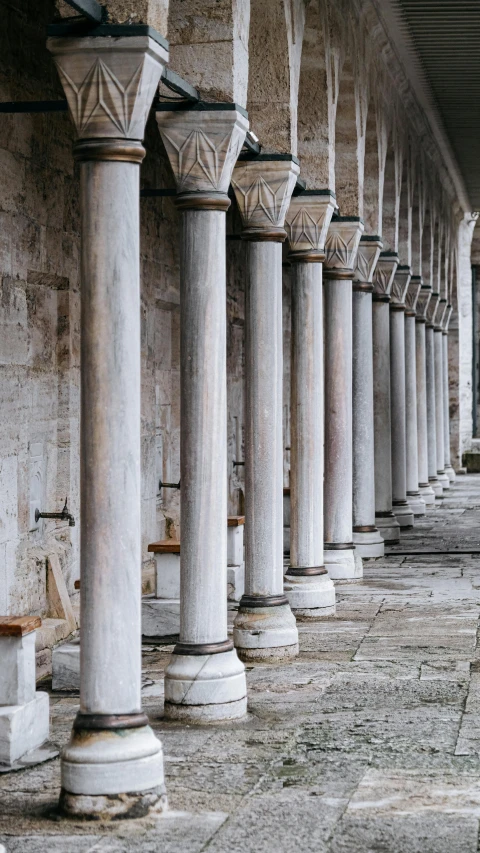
[404,276,426,516]
[157,106,249,719]
[352,236,385,558]
[415,280,436,506]
[48,31,169,817]
[436,299,450,489]
[390,266,414,528]
[232,155,300,660]
[372,252,401,544]
[443,305,456,482]
[323,216,364,580]
[425,291,443,498]
[283,190,337,616]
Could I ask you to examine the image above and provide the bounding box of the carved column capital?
[231,155,300,242]
[443,304,453,334]
[372,252,399,302]
[285,190,336,262]
[405,274,422,317]
[324,216,364,279]
[353,235,383,291]
[436,298,448,331]
[416,281,432,323]
[47,32,168,162]
[426,291,440,328]
[390,265,412,311]
[156,105,249,211]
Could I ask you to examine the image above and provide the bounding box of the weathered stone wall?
[0,2,182,610]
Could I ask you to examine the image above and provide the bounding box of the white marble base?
[0,692,49,765]
[283,571,336,617]
[419,483,436,505]
[446,465,456,483]
[142,596,180,638]
[0,742,58,773]
[438,471,450,489]
[430,478,443,498]
[227,563,245,602]
[233,603,299,661]
[155,552,180,598]
[392,503,414,527]
[61,725,165,797]
[52,638,80,691]
[164,648,247,722]
[324,548,363,581]
[407,493,426,516]
[376,515,401,543]
[352,530,385,558]
[0,632,36,706]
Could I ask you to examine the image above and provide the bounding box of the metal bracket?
[35,497,75,527]
[159,479,181,490]
[63,0,105,24]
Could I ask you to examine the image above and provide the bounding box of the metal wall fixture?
[158,479,181,490]
[35,498,75,527]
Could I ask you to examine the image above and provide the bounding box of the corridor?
[1,476,480,852]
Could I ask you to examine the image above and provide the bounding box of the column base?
[392,501,414,527]
[352,528,384,558]
[429,476,443,497]
[164,647,247,722]
[438,470,450,489]
[407,492,426,517]
[233,601,299,662]
[419,482,436,505]
[324,547,363,581]
[0,692,49,765]
[445,465,456,483]
[60,785,167,820]
[376,512,401,543]
[60,724,166,813]
[283,569,336,618]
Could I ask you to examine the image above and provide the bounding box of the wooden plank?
[227,516,245,526]
[148,540,180,553]
[0,615,41,636]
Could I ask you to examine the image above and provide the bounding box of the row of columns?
[46,30,456,818]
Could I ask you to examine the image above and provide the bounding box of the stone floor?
[2,475,480,852]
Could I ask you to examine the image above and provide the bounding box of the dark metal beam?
[161,68,199,103]
[64,0,105,24]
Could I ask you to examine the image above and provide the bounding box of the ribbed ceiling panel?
[392,0,480,208]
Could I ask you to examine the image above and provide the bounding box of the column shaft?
[284,261,335,615]
[405,313,425,515]
[373,298,400,543]
[324,276,359,578]
[435,326,449,488]
[352,287,384,557]
[443,328,455,481]
[245,241,284,597]
[416,320,434,504]
[390,307,414,526]
[179,210,228,645]
[80,160,142,716]
[426,325,442,496]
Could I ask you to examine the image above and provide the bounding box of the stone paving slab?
[2,475,480,851]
